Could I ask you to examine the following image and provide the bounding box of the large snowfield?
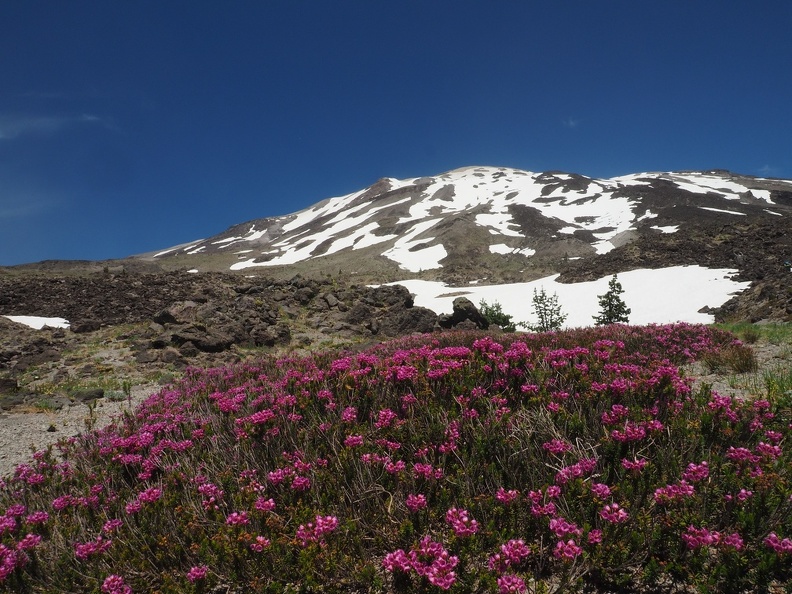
[389,265,750,327]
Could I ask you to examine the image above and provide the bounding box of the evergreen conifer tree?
[593,274,630,325]
[521,287,567,332]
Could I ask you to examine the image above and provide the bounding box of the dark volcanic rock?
[71,388,104,403]
[70,319,101,333]
[378,307,438,337]
[437,297,489,330]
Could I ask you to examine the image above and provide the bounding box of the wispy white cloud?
[0,112,114,140]
[562,117,581,129]
[0,196,54,220]
[758,164,776,176]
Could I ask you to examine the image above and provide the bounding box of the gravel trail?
[0,385,158,478]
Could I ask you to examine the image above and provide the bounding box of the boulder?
[436,297,489,330]
[71,388,104,403]
[379,307,438,337]
[70,319,101,333]
[170,325,234,353]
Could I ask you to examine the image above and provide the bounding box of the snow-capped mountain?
[148,166,791,281]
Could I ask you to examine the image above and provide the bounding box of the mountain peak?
[143,166,791,287]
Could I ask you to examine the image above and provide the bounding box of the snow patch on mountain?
[155,166,791,277]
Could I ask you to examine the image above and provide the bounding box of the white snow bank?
[3,315,70,330]
[388,265,749,327]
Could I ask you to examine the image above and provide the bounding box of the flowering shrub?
[0,323,790,592]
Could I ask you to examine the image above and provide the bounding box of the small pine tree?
[520,287,567,332]
[593,274,631,326]
[478,299,516,332]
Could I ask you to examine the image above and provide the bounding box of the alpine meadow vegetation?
[1,324,791,593]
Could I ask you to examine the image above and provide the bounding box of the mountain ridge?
[139,166,792,288]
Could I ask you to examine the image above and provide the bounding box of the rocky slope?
[0,270,491,411]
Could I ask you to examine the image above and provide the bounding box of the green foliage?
[593,274,631,326]
[478,299,516,332]
[521,287,567,332]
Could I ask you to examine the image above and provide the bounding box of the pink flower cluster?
[599,503,629,524]
[445,507,479,537]
[405,493,427,512]
[74,535,113,560]
[682,526,743,551]
[186,564,208,582]
[488,538,531,573]
[654,480,695,504]
[101,574,132,594]
[296,514,339,547]
[383,536,459,590]
[764,533,792,554]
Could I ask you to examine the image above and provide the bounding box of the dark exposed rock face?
[0,272,448,397]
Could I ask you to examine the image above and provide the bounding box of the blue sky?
[1,1,790,266]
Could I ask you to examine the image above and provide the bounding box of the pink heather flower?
[52,494,76,511]
[296,514,339,547]
[344,434,364,448]
[764,533,792,554]
[654,481,695,504]
[374,408,399,429]
[74,536,112,560]
[186,565,209,582]
[681,461,710,483]
[600,503,629,523]
[601,404,629,425]
[590,483,611,499]
[489,539,531,573]
[291,476,311,491]
[736,488,753,502]
[406,493,427,512]
[254,497,276,512]
[553,539,583,561]
[138,486,162,504]
[25,511,49,525]
[340,406,357,423]
[0,516,16,534]
[765,430,783,444]
[385,459,406,474]
[497,574,527,593]
[587,529,603,544]
[382,549,412,572]
[125,500,142,515]
[17,533,42,551]
[103,519,123,533]
[546,485,562,499]
[6,505,26,517]
[495,488,520,504]
[101,574,132,594]
[542,439,573,455]
[445,507,479,537]
[722,532,744,551]
[621,457,648,472]
[682,526,721,549]
[756,441,783,459]
[226,511,249,526]
[413,462,443,480]
[250,535,271,552]
[549,517,582,538]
